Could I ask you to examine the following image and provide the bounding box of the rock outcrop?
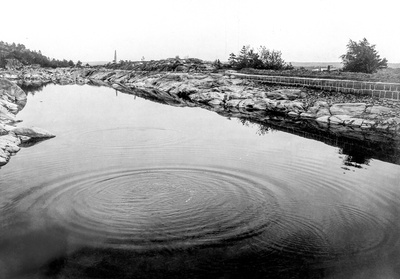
[0,79,55,166]
[0,67,87,87]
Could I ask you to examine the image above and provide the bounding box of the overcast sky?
[2,0,399,63]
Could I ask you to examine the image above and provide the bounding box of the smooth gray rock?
[253,100,268,110]
[330,115,353,125]
[0,134,21,165]
[365,105,392,115]
[238,99,255,108]
[225,99,241,107]
[0,105,17,121]
[208,99,223,106]
[266,91,286,100]
[11,127,56,138]
[348,118,364,127]
[330,103,366,117]
[316,115,330,123]
[0,99,18,113]
[0,149,8,165]
[308,101,330,117]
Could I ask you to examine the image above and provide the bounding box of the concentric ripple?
[11,163,398,257]
[21,167,280,250]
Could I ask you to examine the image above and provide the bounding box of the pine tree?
[340,38,388,73]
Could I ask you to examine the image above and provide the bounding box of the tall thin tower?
[113,50,117,63]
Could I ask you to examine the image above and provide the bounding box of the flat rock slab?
[11,127,56,138]
[330,103,366,117]
[365,105,393,115]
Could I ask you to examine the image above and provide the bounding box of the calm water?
[1,84,400,279]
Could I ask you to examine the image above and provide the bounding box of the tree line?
[0,41,79,68]
[1,38,388,74]
[228,38,388,74]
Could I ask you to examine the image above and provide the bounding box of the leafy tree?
[76,60,82,67]
[340,38,388,73]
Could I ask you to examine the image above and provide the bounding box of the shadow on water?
[0,223,70,279]
[37,238,328,279]
[33,222,400,279]
[19,137,52,148]
[235,116,400,168]
[0,208,328,279]
[19,82,50,95]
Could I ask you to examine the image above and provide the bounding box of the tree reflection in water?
[237,116,399,168]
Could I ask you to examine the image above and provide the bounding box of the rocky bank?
[0,79,55,166]
[76,68,400,142]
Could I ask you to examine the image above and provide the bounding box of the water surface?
[1,84,400,278]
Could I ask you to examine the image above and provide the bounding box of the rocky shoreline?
[77,68,400,140]
[1,64,400,166]
[0,79,55,166]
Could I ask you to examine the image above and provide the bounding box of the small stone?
[238,99,255,108]
[208,99,222,106]
[316,116,330,123]
[300,112,316,118]
[253,100,268,110]
[225,99,241,107]
[329,116,344,125]
[375,123,389,130]
[348,118,364,127]
[288,111,299,117]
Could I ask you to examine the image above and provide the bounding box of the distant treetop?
[0,41,76,69]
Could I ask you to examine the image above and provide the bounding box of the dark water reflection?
[19,82,49,95]
[1,85,400,278]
